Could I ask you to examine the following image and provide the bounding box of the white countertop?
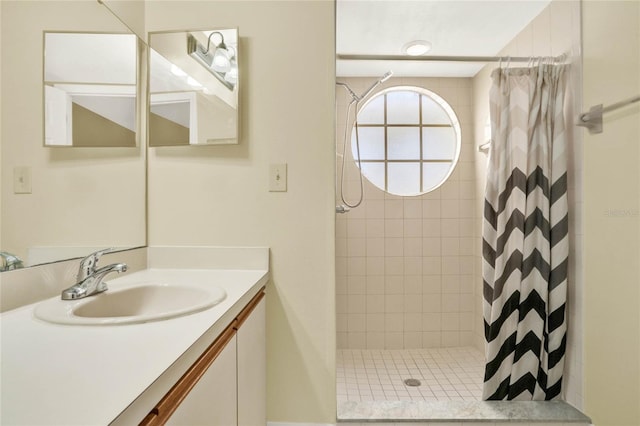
[0,267,268,426]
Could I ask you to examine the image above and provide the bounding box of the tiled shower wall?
[336,77,477,350]
[471,0,583,409]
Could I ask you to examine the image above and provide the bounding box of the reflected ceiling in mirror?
[43,32,138,147]
[149,29,239,146]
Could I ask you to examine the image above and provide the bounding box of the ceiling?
[336,0,551,78]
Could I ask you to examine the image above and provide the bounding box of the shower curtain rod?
[337,54,567,63]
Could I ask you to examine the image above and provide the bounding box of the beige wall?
[336,77,477,350]
[0,1,146,264]
[145,1,336,423]
[472,0,583,408]
[582,1,640,425]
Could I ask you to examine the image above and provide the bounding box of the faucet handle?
[76,248,112,282]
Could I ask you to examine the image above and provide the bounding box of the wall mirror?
[148,29,239,146]
[43,32,138,147]
[0,0,146,271]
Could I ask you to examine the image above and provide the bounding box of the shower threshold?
[337,400,591,423]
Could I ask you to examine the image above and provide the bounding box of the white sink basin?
[34,282,226,325]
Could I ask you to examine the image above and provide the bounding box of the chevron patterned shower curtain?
[482,63,569,401]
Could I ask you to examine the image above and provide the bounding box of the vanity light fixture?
[187,31,237,90]
[402,40,432,56]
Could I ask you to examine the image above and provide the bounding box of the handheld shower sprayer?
[337,70,394,103]
[335,71,393,213]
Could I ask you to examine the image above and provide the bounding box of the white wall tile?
[404,257,422,275]
[404,275,422,294]
[422,200,441,218]
[367,238,385,257]
[384,238,404,257]
[347,257,366,276]
[384,257,404,276]
[385,200,404,218]
[386,295,405,314]
[384,332,403,349]
[423,237,441,256]
[348,313,366,332]
[348,276,366,294]
[385,219,404,237]
[348,295,366,313]
[404,238,423,257]
[422,219,442,237]
[422,313,442,331]
[366,257,385,276]
[337,76,489,351]
[367,295,385,313]
[442,295,461,313]
[442,275,461,294]
[403,332,423,348]
[404,294,422,313]
[366,218,385,238]
[385,276,404,295]
[422,331,442,347]
[365,199,385,219]
[385,313,404,331]
[348,219,367,238]
[348,238,366,257]
[366,332,385,348]
[366,276,385,294]
[441,219,460,237]
[367,313,385,331]
[404,199,422,218]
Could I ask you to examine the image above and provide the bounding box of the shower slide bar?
[336,54,567,63]
[577,94,640,134]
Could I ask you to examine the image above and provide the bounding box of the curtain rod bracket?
[577,104,603,134]
[578,95,640,134]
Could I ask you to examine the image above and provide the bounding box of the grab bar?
[577,94,640,134]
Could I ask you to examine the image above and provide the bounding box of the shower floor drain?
[403,378,421,387]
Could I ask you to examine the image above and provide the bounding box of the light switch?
[13,167,32,194]
[269,163,287,192]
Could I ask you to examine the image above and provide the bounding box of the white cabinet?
[140,290,265,426]
[166,335,237,426]
[237,298,266,426]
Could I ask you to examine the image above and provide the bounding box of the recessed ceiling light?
[402,40,432,56]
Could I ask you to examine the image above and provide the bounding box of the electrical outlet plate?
[269,163,287,192]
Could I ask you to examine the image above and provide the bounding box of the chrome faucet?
[61,249,127,300]
[1,251,24,272]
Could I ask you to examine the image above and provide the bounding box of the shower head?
[358,70,393,101]
[380,70,393,83]
[336,71,394,103]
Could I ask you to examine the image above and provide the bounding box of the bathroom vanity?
[0,247,268,426]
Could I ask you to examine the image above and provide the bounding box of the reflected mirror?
[148,29,239,146]
[43,32,138,147]
[1,0,146,270]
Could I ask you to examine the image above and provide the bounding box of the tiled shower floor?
[336,347,485,402]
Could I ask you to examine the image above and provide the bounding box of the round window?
[351,86,461,196]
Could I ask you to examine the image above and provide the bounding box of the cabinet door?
[166,335,237,426]
[237,298,266,426]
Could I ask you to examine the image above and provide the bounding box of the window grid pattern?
[352,88,459,196]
